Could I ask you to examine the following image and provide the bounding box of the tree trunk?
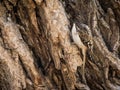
[0,0,120,90]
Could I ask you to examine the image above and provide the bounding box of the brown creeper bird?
[71,23,87,82]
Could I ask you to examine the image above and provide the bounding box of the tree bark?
[0,0,120,90]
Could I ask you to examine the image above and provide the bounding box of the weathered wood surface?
[0,0,120,90]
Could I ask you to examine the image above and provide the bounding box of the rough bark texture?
[0,0,120,90]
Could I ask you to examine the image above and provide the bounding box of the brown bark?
[0,0,120,90]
